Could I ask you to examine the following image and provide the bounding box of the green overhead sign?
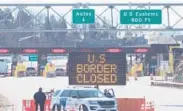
[120,10,162,24]
[72,9,95,24]
[29,54,38,61]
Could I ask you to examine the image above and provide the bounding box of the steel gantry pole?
[166,5,171,29]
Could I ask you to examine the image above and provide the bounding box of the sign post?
[72,9,95,24]
[120,10,162,24]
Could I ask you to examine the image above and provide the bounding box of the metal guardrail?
[151,76,183,88]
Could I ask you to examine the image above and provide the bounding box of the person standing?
[34,87,46,111]
[45,89,54,100]
[104,89,112,98]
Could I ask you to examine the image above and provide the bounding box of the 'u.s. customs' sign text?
[68,52,127,85]
[120,10,162,24]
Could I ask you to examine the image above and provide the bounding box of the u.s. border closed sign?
[67,52,127,85]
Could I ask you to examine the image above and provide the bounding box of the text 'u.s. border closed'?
[68,52,127,85]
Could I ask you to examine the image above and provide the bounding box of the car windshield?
[78,90,105,98]
[53,90,61,97]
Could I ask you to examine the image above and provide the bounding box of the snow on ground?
[0,77,183,111]
[0,93,12,111]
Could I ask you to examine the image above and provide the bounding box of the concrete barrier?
[151,80,183,88]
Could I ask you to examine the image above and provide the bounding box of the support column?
[38,54,47,76]
[11,54,18,76]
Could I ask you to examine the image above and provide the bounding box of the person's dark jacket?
[34,91,46,104]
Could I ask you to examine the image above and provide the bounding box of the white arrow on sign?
[82,18,85,22]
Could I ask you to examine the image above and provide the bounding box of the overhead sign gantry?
[0,3,181,32]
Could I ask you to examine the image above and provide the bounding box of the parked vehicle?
[26,67,37,76]
[55,68,66,76]
[0,61,8,77]
[50,87,117,111]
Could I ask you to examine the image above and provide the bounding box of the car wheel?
[52,104,61,111]
[79,105,88,111]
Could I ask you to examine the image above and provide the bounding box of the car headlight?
[88,101,98,104]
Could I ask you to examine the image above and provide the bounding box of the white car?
[26,67,37,76]
[55,68,66,76]
[50,87,118,111]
